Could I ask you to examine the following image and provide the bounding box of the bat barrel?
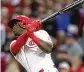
[62,0,84,12]
[41,0,84,23]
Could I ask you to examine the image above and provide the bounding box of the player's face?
[12,22,26,37]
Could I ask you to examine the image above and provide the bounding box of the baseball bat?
[41,0,84,23]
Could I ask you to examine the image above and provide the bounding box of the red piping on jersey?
[24,45,37,48]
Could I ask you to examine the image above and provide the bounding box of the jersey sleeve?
[9,32,28,54]
[10,40,16,54]
[34,30,53,47]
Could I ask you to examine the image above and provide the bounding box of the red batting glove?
[31,20,43,31]
[26,20,42,32]
[16,15,33,29]
[18,21,28,29]
[26,21,42,45]
[26,23,36,34]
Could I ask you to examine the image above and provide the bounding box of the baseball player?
[8,15,59,72]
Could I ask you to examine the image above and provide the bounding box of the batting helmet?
[8,15,32,29]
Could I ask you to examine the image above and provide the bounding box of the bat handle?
[40,11,60,23]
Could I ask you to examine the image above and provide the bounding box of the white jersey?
[10,30,58,72]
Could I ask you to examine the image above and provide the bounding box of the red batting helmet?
[8,15,32,29]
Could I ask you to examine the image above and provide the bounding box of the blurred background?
[1,0,84,72]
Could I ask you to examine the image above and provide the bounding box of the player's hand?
[31,20,40,28]
[26,23,36,33]
[17,15,32,29]
[26,20,42,32]
[31,20,42,31]
[18,21,28,29]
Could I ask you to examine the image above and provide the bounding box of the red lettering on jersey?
[29,40,35,45]
[53,65,56,68]
[39,69,44,72]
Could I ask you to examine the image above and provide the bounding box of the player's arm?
[26,21,53,53]
[29,32,53,53]
[39,39,53,53]
[10,32,28,55]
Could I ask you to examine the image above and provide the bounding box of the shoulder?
[34,30,50,39]
[34,30,53,44]
[34,30,49,36]
[35,30,48,34]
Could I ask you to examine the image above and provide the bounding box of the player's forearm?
[38,40,53,53]
[29,33,53,53]
[10,32,28,54]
